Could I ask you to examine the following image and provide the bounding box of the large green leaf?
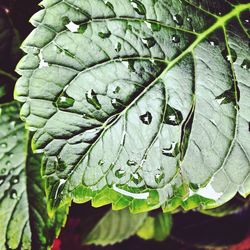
[0,102,68,250]
[83,208,147,246]
[15,0,250,213]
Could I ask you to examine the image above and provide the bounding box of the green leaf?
[137,213,172,241]
[0,102,68,250]
[199,195,250,217]
[15,0,250,213]
[83,208,147,246]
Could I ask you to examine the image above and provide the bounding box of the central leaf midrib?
[52,3,250,197]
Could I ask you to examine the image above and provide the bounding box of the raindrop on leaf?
[86,89,102,110]
[139,111,153,125]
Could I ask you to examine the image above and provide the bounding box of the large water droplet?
[56,95,75,109]
[86,89,102,110]
[162,142,178,157]
[139,111,152,125]
[172,34,180,43]
[10,189,18,199]
[113,86,121,94]
[98,30,111,39]
[173,14,183,25]
[115,42,122,52]
[10,176,19,185]
[127,160,137,166]
[155,172,165,184]
[131,0,146,15]
[222,48,237,62]
[241,59,250,70]
[142,37,156,48]
[115,169,126,178]
[164,105,183,126]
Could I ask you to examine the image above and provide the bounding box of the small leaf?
[137,213,172,241]
[83,208,147,246]
[0,102,68,250]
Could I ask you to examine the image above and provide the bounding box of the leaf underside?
[0,102,68,250]
[15,0,250,213]
[84,208,147,246]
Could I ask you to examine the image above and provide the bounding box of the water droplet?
[111,98,123,109]
[0,176,5,185]
[56,95,75,109]
[241,59,250,70]
[127,160,137,166]
[173,14,183,25]
[1,142,7,148]
[86,89,102,110]
[163,105,183,126]
[115,169,126,178]
[98,30,111,39]
[10,189,18,199]
[142,37,156,48]
[105,1,114,11]
[131,0,146,15]
[162,142,178,157]
[5,161,11,167]
[98,160,104,166]
[10,176,19,185]
[155,172,165,184]
[172,34,180,43]
[215,86,238,105]
[78,24,88,34]
[209,38,219,46]
[145,21,161,31]
[1,168,6,174]
[222,48,237,62]
[139,111,153,125]
[131,172,143,184]
[115,42,122,52]
[113,86,121,94]
[66,21,80,33]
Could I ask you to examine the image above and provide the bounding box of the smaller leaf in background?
[0,102,68,250]
[83,208,147,246]
[137,213,172,241]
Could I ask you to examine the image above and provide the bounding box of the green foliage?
[14,0,250,214]
[83,208,147,246]
[137,213,172,241]
[0,102,68,249]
